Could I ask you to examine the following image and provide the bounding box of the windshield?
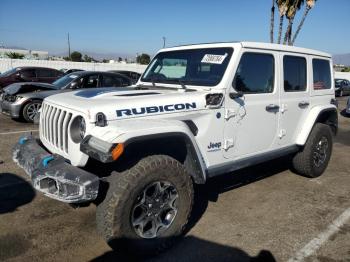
[0,68,17,77]
[52,74,79,89]
[141,47,233,87]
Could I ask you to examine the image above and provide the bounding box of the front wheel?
[22,100,42,123]
[96,155,193,256]
[292,123,333,178]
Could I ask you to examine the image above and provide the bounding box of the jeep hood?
[44,87,210,122]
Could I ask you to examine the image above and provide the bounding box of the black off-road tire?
[292,123,333,178]
[96,155,194,256]
[22,100,42,123]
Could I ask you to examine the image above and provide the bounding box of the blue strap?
[19,137,28,145]
[42,156,54,167]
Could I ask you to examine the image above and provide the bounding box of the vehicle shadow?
[186,156,292,233]
[0,173,35,214]
[92,236,276,262]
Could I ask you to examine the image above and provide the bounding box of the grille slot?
[40,103,72,154]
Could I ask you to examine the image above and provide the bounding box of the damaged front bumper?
[13,136,99,203]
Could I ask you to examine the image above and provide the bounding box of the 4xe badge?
[207,142,221,152]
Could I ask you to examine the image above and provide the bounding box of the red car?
[0,67,63,89]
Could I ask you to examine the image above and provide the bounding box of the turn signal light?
[111,143,124,160]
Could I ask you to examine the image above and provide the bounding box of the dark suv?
[0,67,63,89]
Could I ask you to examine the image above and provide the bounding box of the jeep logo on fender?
[116,102,197,117]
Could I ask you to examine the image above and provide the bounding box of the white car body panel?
[38,42,336,180]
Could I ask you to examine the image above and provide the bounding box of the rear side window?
[233,53,275,94]
[313,59,331,90]
[37,68,56,77]
[283,56,306,92]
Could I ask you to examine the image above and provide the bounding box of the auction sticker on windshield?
[201,53,228,64]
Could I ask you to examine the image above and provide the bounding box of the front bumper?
[0,99,22,118]
[13,136,99,203]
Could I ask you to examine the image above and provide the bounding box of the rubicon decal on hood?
[116,102,197,117]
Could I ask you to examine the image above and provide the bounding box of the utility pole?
[67,33,71,60]
[162,36,166,48]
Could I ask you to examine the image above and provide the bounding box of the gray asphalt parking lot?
[0,98,349,262]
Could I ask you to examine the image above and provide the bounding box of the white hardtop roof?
[161,41,331,58]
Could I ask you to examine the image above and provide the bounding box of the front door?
[223,50,280,159]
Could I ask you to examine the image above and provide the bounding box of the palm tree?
[276,0,289,44]
[270,0,276,43]
[5,52,25,59]
[283,0,304,45]
[291,0,317,45]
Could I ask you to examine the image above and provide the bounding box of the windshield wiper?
[177,79,187,91]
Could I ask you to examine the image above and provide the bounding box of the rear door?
[278,53,310,146]
[36,68,59,83]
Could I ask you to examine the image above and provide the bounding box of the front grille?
[40,103,72,154]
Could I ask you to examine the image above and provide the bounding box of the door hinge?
[223,139,234,150]
[224,109,236,120]
[278,129,286,139]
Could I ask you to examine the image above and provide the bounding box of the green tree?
[5,52,25,59]
[70,51,82,62]
[291,0,317,45]
[118,57,122,62]
[137,53,151,65]
[102,59,109,63]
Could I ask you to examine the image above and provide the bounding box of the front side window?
[313,59,331,90]
[142,48,233,87]
[233,53,275,94]
[283,56,307,92]
[83,75,99,88]
[101,75,127,87]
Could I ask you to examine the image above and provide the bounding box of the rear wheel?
[292,123,333,178]
[22,100,42,123]
[96,155,193,256]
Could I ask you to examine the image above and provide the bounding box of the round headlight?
[79,117,86,139]
[71,116,86,143]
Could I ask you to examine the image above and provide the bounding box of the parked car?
[60,68,85,75]
[108,70,141,84]
[0,67,63,89]
[0,71,132,122]
[334,78,350,97]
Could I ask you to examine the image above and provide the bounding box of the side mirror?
[229,91,244,99]
[70,82,78,89]
[15,72,22,80]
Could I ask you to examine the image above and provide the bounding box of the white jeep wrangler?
[13,42,338,255]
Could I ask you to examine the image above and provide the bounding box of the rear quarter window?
[312,59,331,90]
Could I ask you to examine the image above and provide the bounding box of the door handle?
[265,104,280,112]
[298,101,310,108]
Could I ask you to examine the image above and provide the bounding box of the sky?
[0,0,349,58]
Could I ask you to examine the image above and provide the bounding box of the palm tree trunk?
[270,0,275,43]
[277,15,284,44]
[283,18,295,45]
[291,6,310,45]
